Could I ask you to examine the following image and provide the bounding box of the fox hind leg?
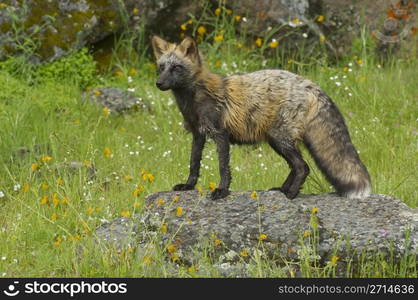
[267,137,310,199]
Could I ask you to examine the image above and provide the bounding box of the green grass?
[0,4,417,277]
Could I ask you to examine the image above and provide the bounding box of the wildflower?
[86,207,94,215]
[213,239,222,246]
[31,163,40,172]
[411,27,417,36]
[69,234,81,242]
[214,35,224,42]
[291,18,300,25]
[40,195,49,205]
[40,183,48,191]
[160,223,168,233]
[311,207,318,214]
[41,156,52,163]
[94,89,101,96]
[132,8,139,15]
[53,236,62,247]
[225,9,233,15]
[319,35,326,43]
[62,197,69,205]
[121,210,132,218]
[51,213,58,221]
[13,184,21,191]
[187,19,193,25]
[303,231,310,238]
[234,15,241,22]
[197,25,206,36]
[330,255,339,265]
[166,244,176,253]
[103,148,112,158]
[102,107,110,116]
[143,256,152,265]
[215,8,221,16]
[0,191,4,198]
[250,191,257,199]
[240,249,249,257]
[114,71,123,79]
[316,15,325,22]
[173,195,180,203]
[133,185,144,197]
[255,38,263,47]
[343,67,349,72]
[302,33,308,38]
[259,233,268,241]
[52,193,60,208]
[357,59,363,66]
[209,182,216,192]
[215,60,222,67]
[142,172,155,183]
[176,206,183,217]
[124,175,133,181]
[156,199,165,207]
[236,42,243,48]
[56,178,64,186]
[180,23,187,31]
[269,39,279,48]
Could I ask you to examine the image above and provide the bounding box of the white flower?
[127,88,136,92]
[13,184,21,191]
[127,76,133,83]
[0,191,4,198]
[335,81,341,86]
[302,33,308,38]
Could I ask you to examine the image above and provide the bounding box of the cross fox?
[151,36,371,200]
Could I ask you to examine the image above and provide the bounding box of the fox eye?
[172,65,183,72]
[157,64,165,73]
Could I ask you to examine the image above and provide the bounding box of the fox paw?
[172,183,194,191]
[269,187,298,199]
[210,188,230,200]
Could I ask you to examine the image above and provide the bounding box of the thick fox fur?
[151,35,372,200]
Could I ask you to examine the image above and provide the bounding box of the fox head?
[151,36,202,91]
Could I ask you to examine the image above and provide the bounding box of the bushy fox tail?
[303,92,371,199]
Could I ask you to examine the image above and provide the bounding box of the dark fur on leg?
[211,132,231,200]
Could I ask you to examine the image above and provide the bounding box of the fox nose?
[156,81,163,89]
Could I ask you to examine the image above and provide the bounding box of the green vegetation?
[0,4,417,277]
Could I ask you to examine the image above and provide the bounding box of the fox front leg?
[211,132,231,200]
[173,132,206,191]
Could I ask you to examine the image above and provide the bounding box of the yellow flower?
[197,25,206,36]
[86,207,94,215]
[173,195,180,203]
[343,66,349,72]
[214,35,224,42]
[56,177,64,186]
[133,202,142,208]
[240,249,249,257]
[236,42,243,48]
[41,156,52,163]
[132,8,139,15]
[160,223,168,233]
[94,89,101,96]
[103,147,112,158]
[143,256,152,265]
[121,210,132,218]
[114,71,123,79]
[53,236,62,247]
[303,231,310,238]
[215,8,221,16]
[102,107,110,116]
[23,183,30,192]
[259,233,268,241]
[225,9,233,15]
[357,59,363,66]
[128,67,138,76]
[31,163,40,172]
[234,15,241,22]
[330,255,339,265]
[41,183,49,191]
[311,207,318,214]
[124,175,133,181]
[40,195,49,205]
[156,199,165,207]
[176,206,183,217]
[316,15,325,22]
[319,35,326,43]
[255,38,263,47]
[292,18,300,25]
[62,197,69,205]
[166,244,176,253]
[68,234,81,242]
[51,213,58,221]
[213,239,222,246]
[52,193,60,208]
[133,185,144,197]
[215,60,222,67]
[187,19,193,25]
[250,191,257,199]
[269,40,279,48]
[142,172,155,183]
[208,182,216,192]
[180,23,187,31]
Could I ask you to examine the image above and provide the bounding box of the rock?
[86,87,149,114]
[95,190,418,269]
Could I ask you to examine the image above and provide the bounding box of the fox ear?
[151,36,169,60]
[179,37,201,65]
